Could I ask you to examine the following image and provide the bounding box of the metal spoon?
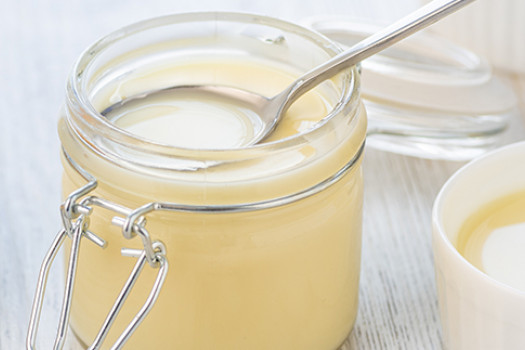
[103,0,475,146]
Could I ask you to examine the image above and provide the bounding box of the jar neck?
[60,12,366,205]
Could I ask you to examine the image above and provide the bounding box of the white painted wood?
[1,0,524,349]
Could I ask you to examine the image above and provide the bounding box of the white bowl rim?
[432,141,525,299]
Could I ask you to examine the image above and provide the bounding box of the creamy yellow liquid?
[61,58,366,349]
[456,190,525,292]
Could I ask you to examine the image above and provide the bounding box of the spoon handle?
[281,0,476,109]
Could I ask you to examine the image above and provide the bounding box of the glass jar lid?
[303,17,517,161]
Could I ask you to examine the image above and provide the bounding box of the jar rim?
[65,12,361,166]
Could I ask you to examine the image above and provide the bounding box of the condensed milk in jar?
[28,12,367,350]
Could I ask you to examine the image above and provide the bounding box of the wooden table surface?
[1,0,524,349]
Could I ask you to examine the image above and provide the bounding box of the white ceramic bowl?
[433,141,525,350]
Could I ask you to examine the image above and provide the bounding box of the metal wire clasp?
[27,153,169,350]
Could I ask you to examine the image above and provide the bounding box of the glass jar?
[53,12,366,350]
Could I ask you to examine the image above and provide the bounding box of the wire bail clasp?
[87,241,168,350]
[27,164,169,350]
